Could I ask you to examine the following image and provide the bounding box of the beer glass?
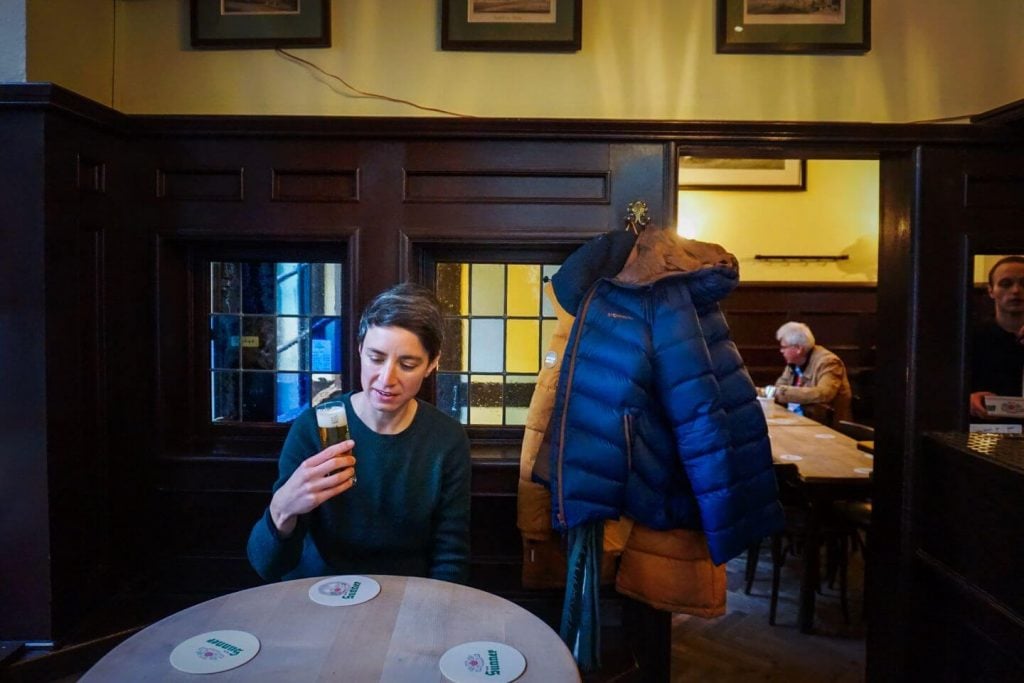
[315,400,349,448]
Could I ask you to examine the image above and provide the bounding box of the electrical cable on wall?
[276,49,475,118]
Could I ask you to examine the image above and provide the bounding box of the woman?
[247,283,471,584]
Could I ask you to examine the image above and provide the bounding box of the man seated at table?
[773,321,853,427]
[969,255,1024,419]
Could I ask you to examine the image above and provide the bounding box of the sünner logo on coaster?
[308,575,381,606]
[439,641,527,682]
[169,630,260,674]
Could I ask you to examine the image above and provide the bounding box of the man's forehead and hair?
[987,255,1024,287]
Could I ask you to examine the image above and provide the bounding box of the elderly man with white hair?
[773,321,853,426]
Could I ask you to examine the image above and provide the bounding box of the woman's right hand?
[269,441,357,537]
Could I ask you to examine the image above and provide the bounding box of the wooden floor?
[672,537,866,682]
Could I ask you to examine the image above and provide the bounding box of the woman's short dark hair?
[357,282,445,361]
[988,255,1024,286]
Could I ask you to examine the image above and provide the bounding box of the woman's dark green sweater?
[247,392,471,584]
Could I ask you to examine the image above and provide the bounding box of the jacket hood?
[615,228,739,306]
[551,229,639,314]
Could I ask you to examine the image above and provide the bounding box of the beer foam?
[316,404,348,428]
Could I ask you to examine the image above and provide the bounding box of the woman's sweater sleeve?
[428,429,472,584]
[246,410,320,581]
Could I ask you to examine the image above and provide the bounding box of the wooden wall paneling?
[0,110,51,640]
[895,146,1024,680]
[912,434,1024,681]
[721,284,877,419]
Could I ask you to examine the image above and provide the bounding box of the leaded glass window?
[209,262,343,423]
[434,262,560,426]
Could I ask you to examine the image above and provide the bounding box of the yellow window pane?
[504,376,535,426]
[506,320,539,374]
[440,318,469,372]
[469,374,503,425]
[541,319,556,356]
[436,263,469,315]
[471,264,505,316]
[507,264,540,317]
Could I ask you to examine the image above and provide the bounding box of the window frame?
[157,236,354,457]
[414,242,580,444]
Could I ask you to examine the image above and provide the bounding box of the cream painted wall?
[678,160,879,282]
[26,0,114,106]
[95,0,1024,120]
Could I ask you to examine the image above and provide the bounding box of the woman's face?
[359,325,439,415]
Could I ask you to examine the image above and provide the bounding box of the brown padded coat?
[517,230,730,617]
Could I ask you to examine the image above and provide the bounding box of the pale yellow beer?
[316,402,349,448]
[316,401,352,478]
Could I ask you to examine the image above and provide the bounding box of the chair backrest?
[836,420,875,441]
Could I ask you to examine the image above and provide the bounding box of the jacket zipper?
[555,282,601,528]
[623,412,634,472]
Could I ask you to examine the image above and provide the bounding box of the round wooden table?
[81,575,580,682]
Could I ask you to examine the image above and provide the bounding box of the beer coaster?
[814,433,836,439]
[854,467,872,475]
[439,641,526,683]
[308,575,380,606]
[169,630,259,674]
[767,418,797,425]
[778,453,803,461]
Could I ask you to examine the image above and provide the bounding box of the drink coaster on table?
[778,453,803,461]
[308,575,381,606]
[169,630,259,674]
[439,641,527,683]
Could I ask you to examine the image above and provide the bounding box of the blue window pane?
[276,316,310,372]
[242,317,276,370]
[210,315,240,369]
[312,374,341,404]
[241,372,275,422]
[311,317,341,373]
[311,264,342,316]
[437,373,469,423]
[275,372,310,423]
[211,262,241,313]
[211,371,239,421]
[242,262,276,314]
[276,263,306,315]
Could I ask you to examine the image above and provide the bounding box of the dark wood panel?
[722,283,876,419]
[271,168,359,202]
[404,170,609,204]
[964,174,1024,208]
[156,168,244,201]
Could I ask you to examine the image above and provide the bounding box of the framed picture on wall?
[678,157,807,190]
[441,0,582,52]
[190,0,331,49]
[716,0,870,54]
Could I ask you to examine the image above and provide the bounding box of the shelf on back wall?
[754,254,850,262]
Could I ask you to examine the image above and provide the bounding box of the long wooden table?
[762,402,873,633]
[81,575,581,682]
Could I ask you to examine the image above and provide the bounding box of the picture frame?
[441,0,582,52]
[678,158,807,190]
[716,0,870,55]
[190,0,331,50]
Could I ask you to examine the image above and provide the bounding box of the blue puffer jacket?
[543,228,783,565]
